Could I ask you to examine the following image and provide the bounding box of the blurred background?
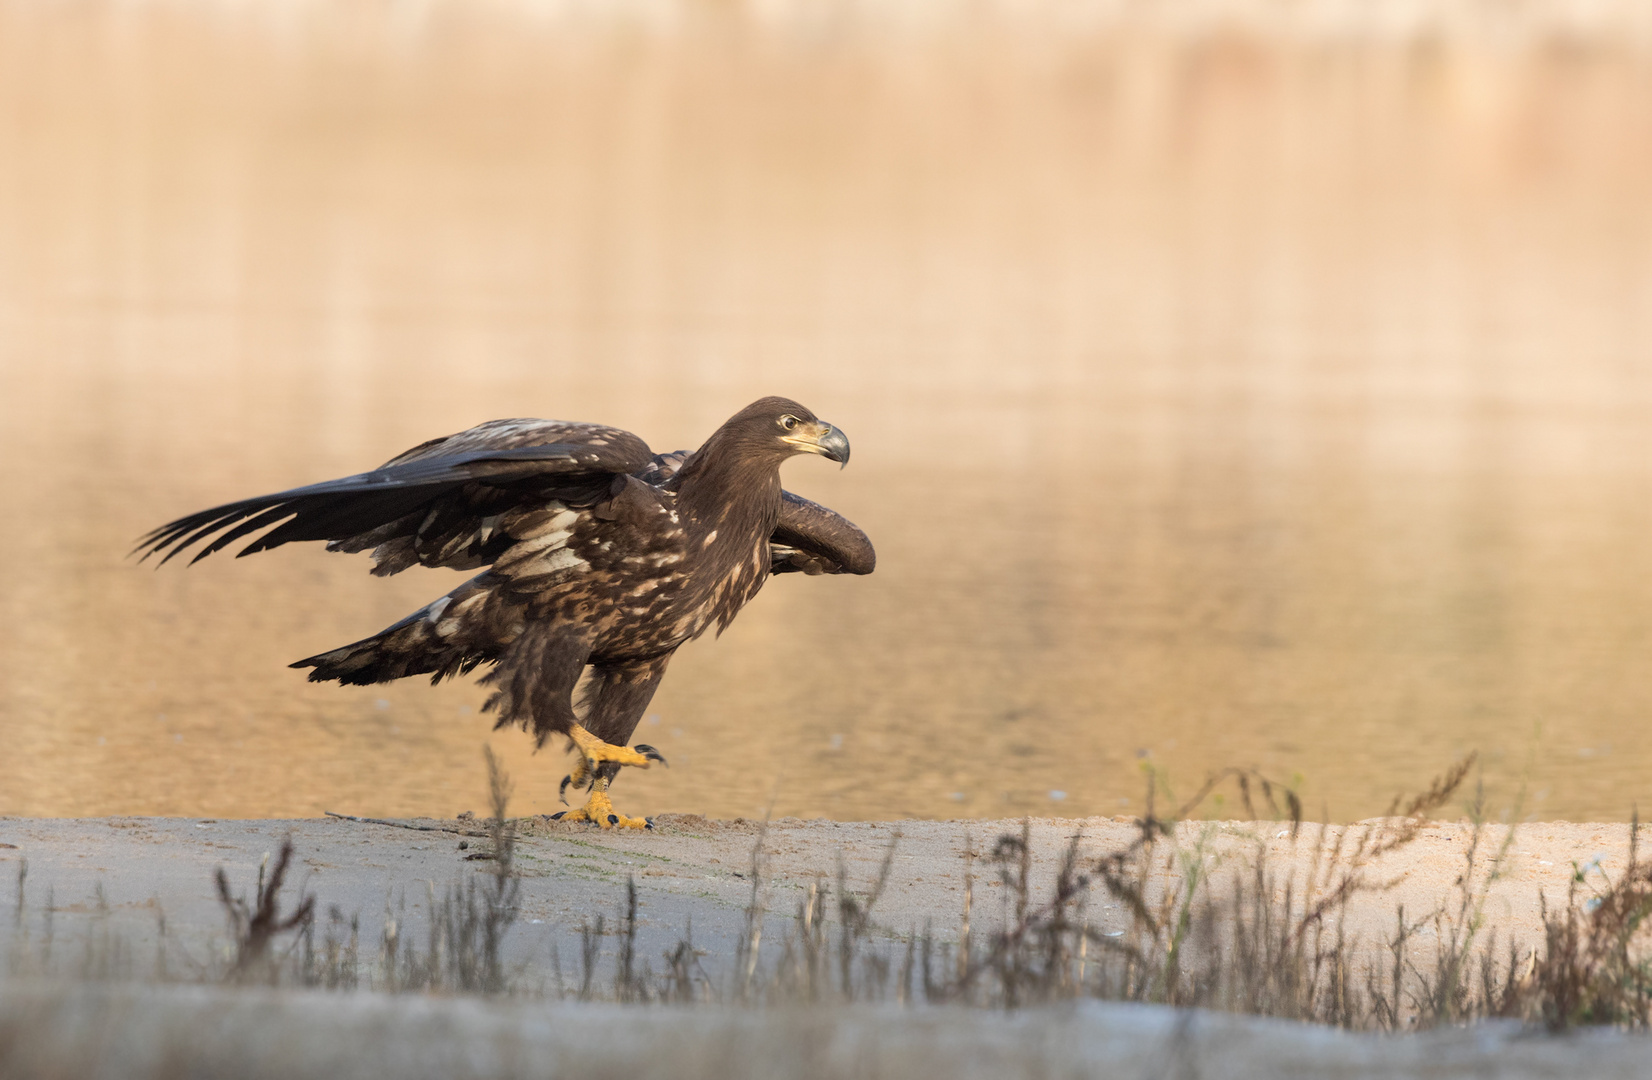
[2,1,1651,822]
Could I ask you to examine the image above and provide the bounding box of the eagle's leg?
[570,722,665,770]
[550,656,673,830]
[551,774,651,830]
[557,722,664,801]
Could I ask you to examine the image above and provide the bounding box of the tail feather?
[290,621,443,686]
[292,580,504,686]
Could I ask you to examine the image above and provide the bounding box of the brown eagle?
[136,397,874,829]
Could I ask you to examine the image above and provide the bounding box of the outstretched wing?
[637,451,874,576]
[135,419,653,572]
[771,491,876,575]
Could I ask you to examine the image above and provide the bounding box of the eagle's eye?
[779,415,800,431]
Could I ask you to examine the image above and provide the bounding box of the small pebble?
[458,840,469,850]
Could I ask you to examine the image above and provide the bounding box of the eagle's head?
[721,396,851,468]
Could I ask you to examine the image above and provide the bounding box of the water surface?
[3,4,1651,821]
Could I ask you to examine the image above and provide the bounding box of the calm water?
[3,4,1652,822]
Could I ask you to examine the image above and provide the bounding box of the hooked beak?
[786,422,851,468]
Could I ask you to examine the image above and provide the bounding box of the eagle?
[135,397,874,829]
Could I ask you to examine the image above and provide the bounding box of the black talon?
[635,744,668,767]
[645,817,655,830]
[607,814,619,826]
[550,811,567,821]
[559,775,573,804]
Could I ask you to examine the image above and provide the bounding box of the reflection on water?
[2,3,1652,822]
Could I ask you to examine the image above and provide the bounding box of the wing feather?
[770,491,875,576]
[136,421,652,568]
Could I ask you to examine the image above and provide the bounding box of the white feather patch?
[494,528,574,571]
[540,548,588,574]
[506,507,578,540]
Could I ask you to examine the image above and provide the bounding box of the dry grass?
[604,756,1651,1031]
[1525,817,1652,1030]
[216,840,315,984]
[570,755,1652,1032]
[375,748,521,996]
[5,754,1651,1036]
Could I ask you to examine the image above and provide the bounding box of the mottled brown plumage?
[136,397,873,826]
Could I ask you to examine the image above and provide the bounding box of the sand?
[0,814,1637,971]
[0,814,1645,1078]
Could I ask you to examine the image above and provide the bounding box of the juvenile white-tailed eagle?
[136,397,874,829]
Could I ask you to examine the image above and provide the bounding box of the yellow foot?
[547,785,652,831]
[559,723,666,803]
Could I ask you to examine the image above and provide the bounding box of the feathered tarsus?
[137,397,874,828]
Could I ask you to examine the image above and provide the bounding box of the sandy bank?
[2,814,1647,1077]
[0,814,1636,971]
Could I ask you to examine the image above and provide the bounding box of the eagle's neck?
[665,438,784,635]
[668,439,784,542]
